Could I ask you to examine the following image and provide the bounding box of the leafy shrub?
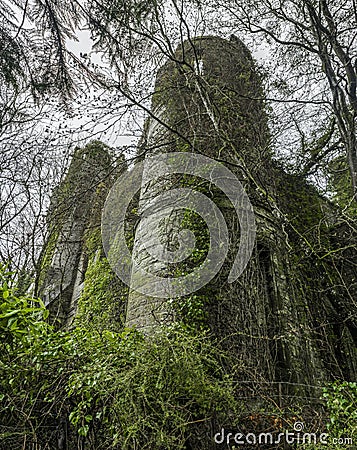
[0,265,49,346]
[302,381,356,449]
[0,266,237,449]
[322,381,357,443]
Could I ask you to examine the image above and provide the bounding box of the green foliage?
[179,208,209,271]
[301,381,356,449]
[167,207,210,329]
[0,265,49,346]
[171,293,208,330]
[37,227,59,289]
[322,381,357,441]
[75,250,127,331]
[67,325,236,449]
[0,267,237,449]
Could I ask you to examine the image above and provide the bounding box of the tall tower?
[37,37,356,401]
[126,35,271,330]
[124,36,356,391]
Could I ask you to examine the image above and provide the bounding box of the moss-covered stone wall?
[36,140,128,329]
[37,36,356,411]
[126,35,357,397]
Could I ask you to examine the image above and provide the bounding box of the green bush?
[0,265,49,346]
[322,381,357,444]
[0,266,237,449]
[302,381,356,449]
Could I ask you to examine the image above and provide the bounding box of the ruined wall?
[126,35,272,332]
[36,141,127,329]
[37,37,356,399]
[125,36,357,392]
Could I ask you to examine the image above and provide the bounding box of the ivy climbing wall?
[37,37,357,403]
[125,36,357,393]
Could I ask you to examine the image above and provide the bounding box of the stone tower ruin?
[38,36,357,401]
